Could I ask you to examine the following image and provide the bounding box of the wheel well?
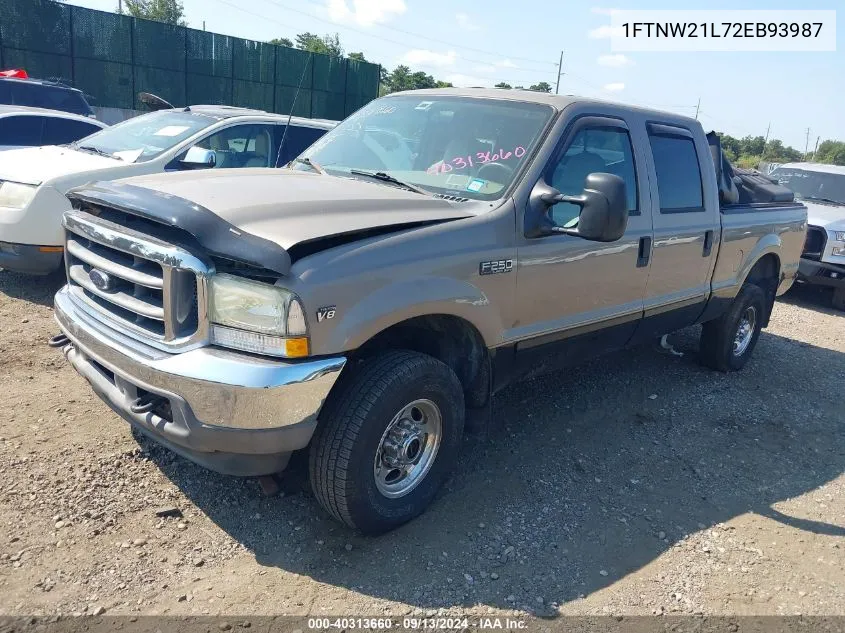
[352,315,490,408]
[744,253,780,326]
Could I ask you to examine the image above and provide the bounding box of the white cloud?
[588,24,624,39]
[400,49,457,67]
[456,12,481,32]
[603,82,625,92]
[444,73,492,88]
[597,54,633,68]
[327,0,406,27]
[472,59,519,74]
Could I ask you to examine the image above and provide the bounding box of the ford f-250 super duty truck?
[50,89,806,534]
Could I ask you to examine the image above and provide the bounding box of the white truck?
[770,163,845,309]
[0,106,333,274]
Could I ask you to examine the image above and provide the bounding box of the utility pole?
[764,122,771,144]
[203,20,206,31]
[118,0,122,13]
[812,136,820,160]
[695,97,700,119]
[555,51,564,95]
[804,127,811,158]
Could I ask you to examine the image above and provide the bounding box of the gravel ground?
[0,270,843,619]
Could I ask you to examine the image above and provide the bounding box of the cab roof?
[777,162,845,175]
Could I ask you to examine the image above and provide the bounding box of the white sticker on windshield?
[112,148,144,163]
[467,178,486,193]
[415,101,434,111]
[153,125,190,137]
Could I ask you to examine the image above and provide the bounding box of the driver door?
[511,114,653,370]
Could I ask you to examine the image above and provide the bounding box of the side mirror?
[528,172,628,242]
[179,146,216,169]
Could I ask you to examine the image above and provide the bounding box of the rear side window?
[0,116,45,146]
[8,82,91,116]
[43,117,101,145]
[278,125,328,165]
[648,132,704,213]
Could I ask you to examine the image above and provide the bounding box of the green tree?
[119,0,186,25]
[435,80,454,88]
[528,81,552,93]
[740,135,765,157]
[815,140,845,165]
[295,32,343,58]
[269,37,293,48]
[494,82,512,89]
[348,52,367,62]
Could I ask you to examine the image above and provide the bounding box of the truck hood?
[67,169,476,275]
[0,145,125,185]
[803,200,845,231]
[121,168,476,250]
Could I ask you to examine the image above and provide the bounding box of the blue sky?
[66,0,842,150]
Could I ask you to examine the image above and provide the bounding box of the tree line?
[119,0,845,166]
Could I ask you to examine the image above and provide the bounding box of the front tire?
[309,350,465,534]
[699,283,766,372]
[832,287,845,311]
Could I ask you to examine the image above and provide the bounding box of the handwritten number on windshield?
[428,146,527,174]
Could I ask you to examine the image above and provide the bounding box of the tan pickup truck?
[51,89,806,533]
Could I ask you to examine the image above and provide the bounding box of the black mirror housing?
[575,172,628,242]
[527,172,628,242]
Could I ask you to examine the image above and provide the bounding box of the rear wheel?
[309,350,464,534]
[699,283,766,372]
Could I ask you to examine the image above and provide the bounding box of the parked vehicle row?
[770,162,845,310]
[0,105,106,151]
[0,106,334,274]
[47,89,807,534]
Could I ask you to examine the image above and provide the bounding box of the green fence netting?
[0,0,379,119]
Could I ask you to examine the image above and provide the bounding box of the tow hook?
[47,333,70,348]
[129,393,167,414]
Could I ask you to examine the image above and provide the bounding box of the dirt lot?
[0,270,843,619]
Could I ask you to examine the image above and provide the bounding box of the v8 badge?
[316,306,337,322]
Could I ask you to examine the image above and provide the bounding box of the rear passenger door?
[636,123,720,338]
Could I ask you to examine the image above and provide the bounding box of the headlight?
[0,181,37,209]
[833,231,845,242]
[208,273,309,358]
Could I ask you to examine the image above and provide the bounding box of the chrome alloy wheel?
[373,399,442,499]
[732,306,757,357]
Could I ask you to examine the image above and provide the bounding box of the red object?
[0,69,28,79]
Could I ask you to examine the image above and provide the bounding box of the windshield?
[771,167,845,205]
[294,95,555,200]
[74,111,216,163]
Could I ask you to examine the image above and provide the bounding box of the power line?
[209,0,558,82]
[266,0,558,67]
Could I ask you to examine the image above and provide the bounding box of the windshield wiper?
[75,145,120,160]
[348,169,429,196]
[291,156,326,175]
[802,195,845,206]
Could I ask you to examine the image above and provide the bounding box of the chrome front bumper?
[54,285,346,476]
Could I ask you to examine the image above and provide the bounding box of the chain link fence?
[0,0,380,119]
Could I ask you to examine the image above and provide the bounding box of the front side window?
[771,168,845,206]
[548,126,638,227]
[278,125,328,166]
[294,96,554,201]
[649,133,704,212]
[73,111,217,163]
[43,117,101,145]
[193,124,274,168]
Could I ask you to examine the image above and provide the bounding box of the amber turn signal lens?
[284,337,310,358]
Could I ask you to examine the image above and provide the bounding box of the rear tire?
[699,283,766,372]
[309,350,464,534]
[832,287,845,311]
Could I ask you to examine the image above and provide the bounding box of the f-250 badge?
[316,306,337,322]
[479,259,514,275]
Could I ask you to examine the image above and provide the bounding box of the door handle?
[636,236,652,268]
[703,230,715,257]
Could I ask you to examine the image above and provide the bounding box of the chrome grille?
[63,209,211,352]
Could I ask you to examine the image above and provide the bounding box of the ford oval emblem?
[89,268,114,292]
